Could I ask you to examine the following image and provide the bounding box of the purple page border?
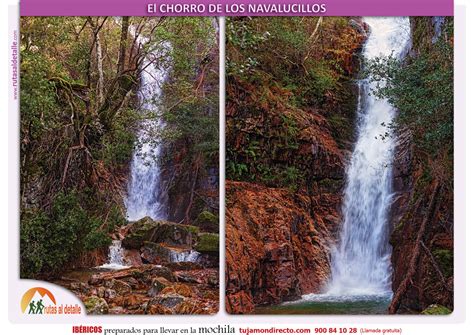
[21,0,454,17]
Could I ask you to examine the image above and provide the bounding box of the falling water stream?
[99,29,205,269]
[125,39,170,222]
[256,17,411,314]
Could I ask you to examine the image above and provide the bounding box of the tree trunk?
[117,16,130,75]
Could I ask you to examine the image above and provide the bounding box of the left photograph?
[19,16,219,315]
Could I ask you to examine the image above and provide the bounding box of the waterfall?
[326,18,411,297]
[97,240,130,270]
[169,249,201,263]
[125,38,170,222]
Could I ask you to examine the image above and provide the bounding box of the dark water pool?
[254,293,392,315]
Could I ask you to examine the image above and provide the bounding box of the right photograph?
[225,17,453,315]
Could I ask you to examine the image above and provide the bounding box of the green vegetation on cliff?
[367,17,453,179]
[226,17,365,191]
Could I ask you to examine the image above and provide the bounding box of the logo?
[20,286,83,315]
[21,287,56,314]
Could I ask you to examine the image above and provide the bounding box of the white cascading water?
[125,38,170,222]
[99,30,170,270]
[169,249,201,263]
[325,17,411,297]
[97,240,130,270]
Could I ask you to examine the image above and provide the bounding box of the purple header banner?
[21,0,454,17]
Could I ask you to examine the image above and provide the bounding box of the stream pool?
[254,293,391,315]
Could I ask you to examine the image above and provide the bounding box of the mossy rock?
[84,296,109,315]
[421,304,452,315]
[193,211,219,233]
[433,248,453,277]
[122,217,200,249]
[195,233,219,254]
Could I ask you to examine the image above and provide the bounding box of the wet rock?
[390,128,453,313]
[104,289,116,300]
[151,294,185,309]
[161,284,194,298]
[96,286,106,298]
[206,274,219,288]
[122,217,199,249]
[148,277,172,297]
[89,274,102,285]
[84,296,109,315]
[88,265,176,284]
[226,291,254,314]
[165,261,203,271]
[195,253,219,268]
[69,281,90,294]
[193,210,219,233]
[145,300,173,314]
[174,299,206,314]
[140,243,163,264]
[123,249,143,267]
[107,279,132,295]
[175,272,201,284]
[118,294,142,309]
[225,181,336,313]
[121,276,140,289]
[141,242,198,264]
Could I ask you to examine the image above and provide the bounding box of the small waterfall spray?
[97,240,130,270]
[326,17,411,297]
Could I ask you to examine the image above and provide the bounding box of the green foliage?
[20,191,111,278]
[98,108,138,165]
[432,249,453,278]
[161,99,218,162]
[227,161,248,179]
[226,17,365,192]
[20,16,218,276]
[281,166,304,192]
[366,23,453,155]
[421,304,452,315]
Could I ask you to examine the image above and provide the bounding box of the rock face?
[387,17,454,315]
[388,130,453,314]
[225,181,342,314]
[224,18,366,314]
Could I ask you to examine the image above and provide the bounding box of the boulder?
[122,217,199,249]
[104,279,132,295]
[161,284,194,298]
[145,300,173,315]
[148,277,172,297]
[151,294,185,309]
[195,233,219,255]
[193,211,219,233]
[123,249,143,267]
[104,288,116,300]
[141,242,179,264]
[84,296,109,315]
